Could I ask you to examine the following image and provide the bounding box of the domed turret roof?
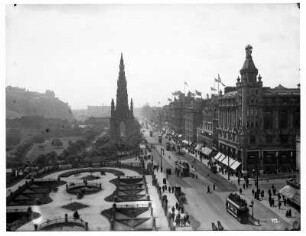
[240,45,258,73]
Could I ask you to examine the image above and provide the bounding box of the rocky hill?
[6,86,73,120]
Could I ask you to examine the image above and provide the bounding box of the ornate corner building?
[110,54,140,145]
[218,45,300,175]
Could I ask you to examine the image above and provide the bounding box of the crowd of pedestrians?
[169,202,191,228]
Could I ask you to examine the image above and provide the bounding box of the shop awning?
[228,158,236,166]
[279,185,300,206]
[201,147,213,156]
[213,152,222,161]
[195,144,203,151]
[230,161,241,171]
[217,154,226,162]
[279,185,298,199]
[182,140,188,144]
[221,156,230,166]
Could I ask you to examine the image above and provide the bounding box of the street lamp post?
[160,148,163,172]
[227,147,230,180]
[251,199,254,218]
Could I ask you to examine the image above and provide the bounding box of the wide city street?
[143,128,293,230]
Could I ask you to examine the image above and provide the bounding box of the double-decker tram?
[226,193,249,224]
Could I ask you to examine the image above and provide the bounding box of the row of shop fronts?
[154,125,297,178]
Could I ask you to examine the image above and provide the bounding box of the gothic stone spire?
[116,53,129,118]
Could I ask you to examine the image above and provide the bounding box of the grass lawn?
[62,202,89,211]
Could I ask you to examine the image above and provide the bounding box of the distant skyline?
[6,4,300,109]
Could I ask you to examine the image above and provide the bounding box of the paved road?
[145,131,236,192]
[143,129,292,230]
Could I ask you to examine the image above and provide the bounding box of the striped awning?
[230,161,241,171]
[213,152,222,161]
[221,156,230,165]
[228,158,236,166]
[217,154,226,162]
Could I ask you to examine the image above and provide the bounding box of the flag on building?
[167,98,172,102]
[211,87,217,91]
[172,90,183,96]
[218,74,226,86]
[195,90,202,96]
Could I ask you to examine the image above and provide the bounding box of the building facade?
[218,45,300,175]
[197,94,219,149]
[185,98,204,143]
[168,94,185,135]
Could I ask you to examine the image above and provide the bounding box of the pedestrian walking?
[261,190,264,198]
[252,189,255,196]
[243,183,246,189]
[268,188,271,197]
[284,198,287,206]
[213,183,216,191]
[273,188,276,195]
[207,185,211,194]
[278,201,282,210]
[239,188,242,195]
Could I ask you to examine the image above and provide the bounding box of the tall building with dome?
[217,45,300,175]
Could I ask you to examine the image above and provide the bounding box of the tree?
[35,154,47,166]
[51,138,63,147]
[46,151,57,164]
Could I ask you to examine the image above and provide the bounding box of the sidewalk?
[183,148,300,227]
[152,168,192,230]
[145,175,169,231]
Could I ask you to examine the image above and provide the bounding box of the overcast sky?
[6,4,300,109]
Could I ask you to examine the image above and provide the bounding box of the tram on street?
[226,193,249,224]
